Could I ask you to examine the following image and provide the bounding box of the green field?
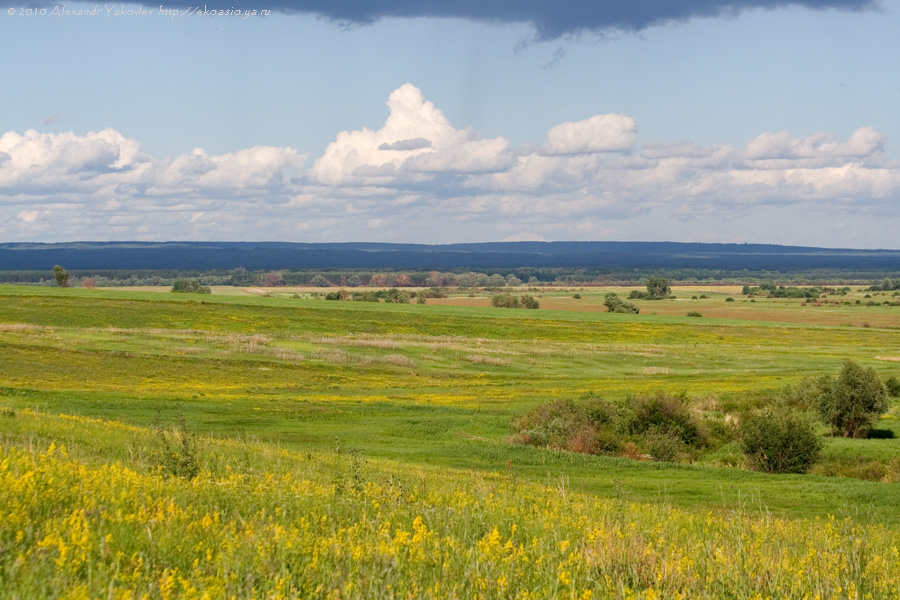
[1,284,899,598]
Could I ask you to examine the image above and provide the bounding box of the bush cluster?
[603,293,639,314]
[510,392,710,462]
[324,288,422,303]
[171,279,211,294]
[490,293,539,309]
[738,410,821,474]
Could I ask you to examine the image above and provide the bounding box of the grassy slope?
[0,285,898,524]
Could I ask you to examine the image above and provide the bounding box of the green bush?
[491,293,539,309]
[604,293,639,314]
[686,311,703,317]
[621,392,703,446]
[520,294,540,309]
[351,291,379,302]
[885,376,900,398]
[739,410,822,474]
[171,279,211,294]
[511,399,592,451]
[639,427,686,462]
[382,288,411,303]
[510,392,728,462]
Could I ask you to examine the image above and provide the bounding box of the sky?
[1,0,899,248]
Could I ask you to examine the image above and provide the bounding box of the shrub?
[818,360,889,438]
[686,311,703,317]
[383,288,410,303]
[352,291,379,302]
[511,393,725,462]
[491,293,520,308]
[739,410,821,473]
[171,279,211,294]
[725,297,735,302]
[151,411,201,479]
[885,376,900,398]
[491,293,539,309]
[511,399,593,451]
[604,293,639,314]
[520,294,540,309]
[639,427,686,462]
[621,392,702,446]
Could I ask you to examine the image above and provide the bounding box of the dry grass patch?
[0,323,45,333]
[378,354,417,368]
[310,347,351,363]
[466,354,512,367]
[311,335,403,350]
[168,346,206,355]
[641,367,670,375]
[271,348,305,362]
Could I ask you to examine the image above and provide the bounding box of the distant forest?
[2,241,899,286]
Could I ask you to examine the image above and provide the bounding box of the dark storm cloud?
[3,0,879,38]
[325,0,879,39]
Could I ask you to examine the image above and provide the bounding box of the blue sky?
[2,0,899,247]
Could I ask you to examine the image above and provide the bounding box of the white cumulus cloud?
[307,83,513,186]
[543,114,637,155]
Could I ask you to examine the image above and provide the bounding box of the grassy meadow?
[1,284,899,598]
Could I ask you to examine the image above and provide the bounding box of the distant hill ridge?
[1,241,899,271]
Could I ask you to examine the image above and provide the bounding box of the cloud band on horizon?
[1,83,898,246]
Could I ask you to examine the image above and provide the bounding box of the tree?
[818,360,889,438]
[487,274,506,287]
[262,271,285,287]
[52,265,70,288]
[739,410,822,473]
[309,274,330,287]
[645,276,670,299]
